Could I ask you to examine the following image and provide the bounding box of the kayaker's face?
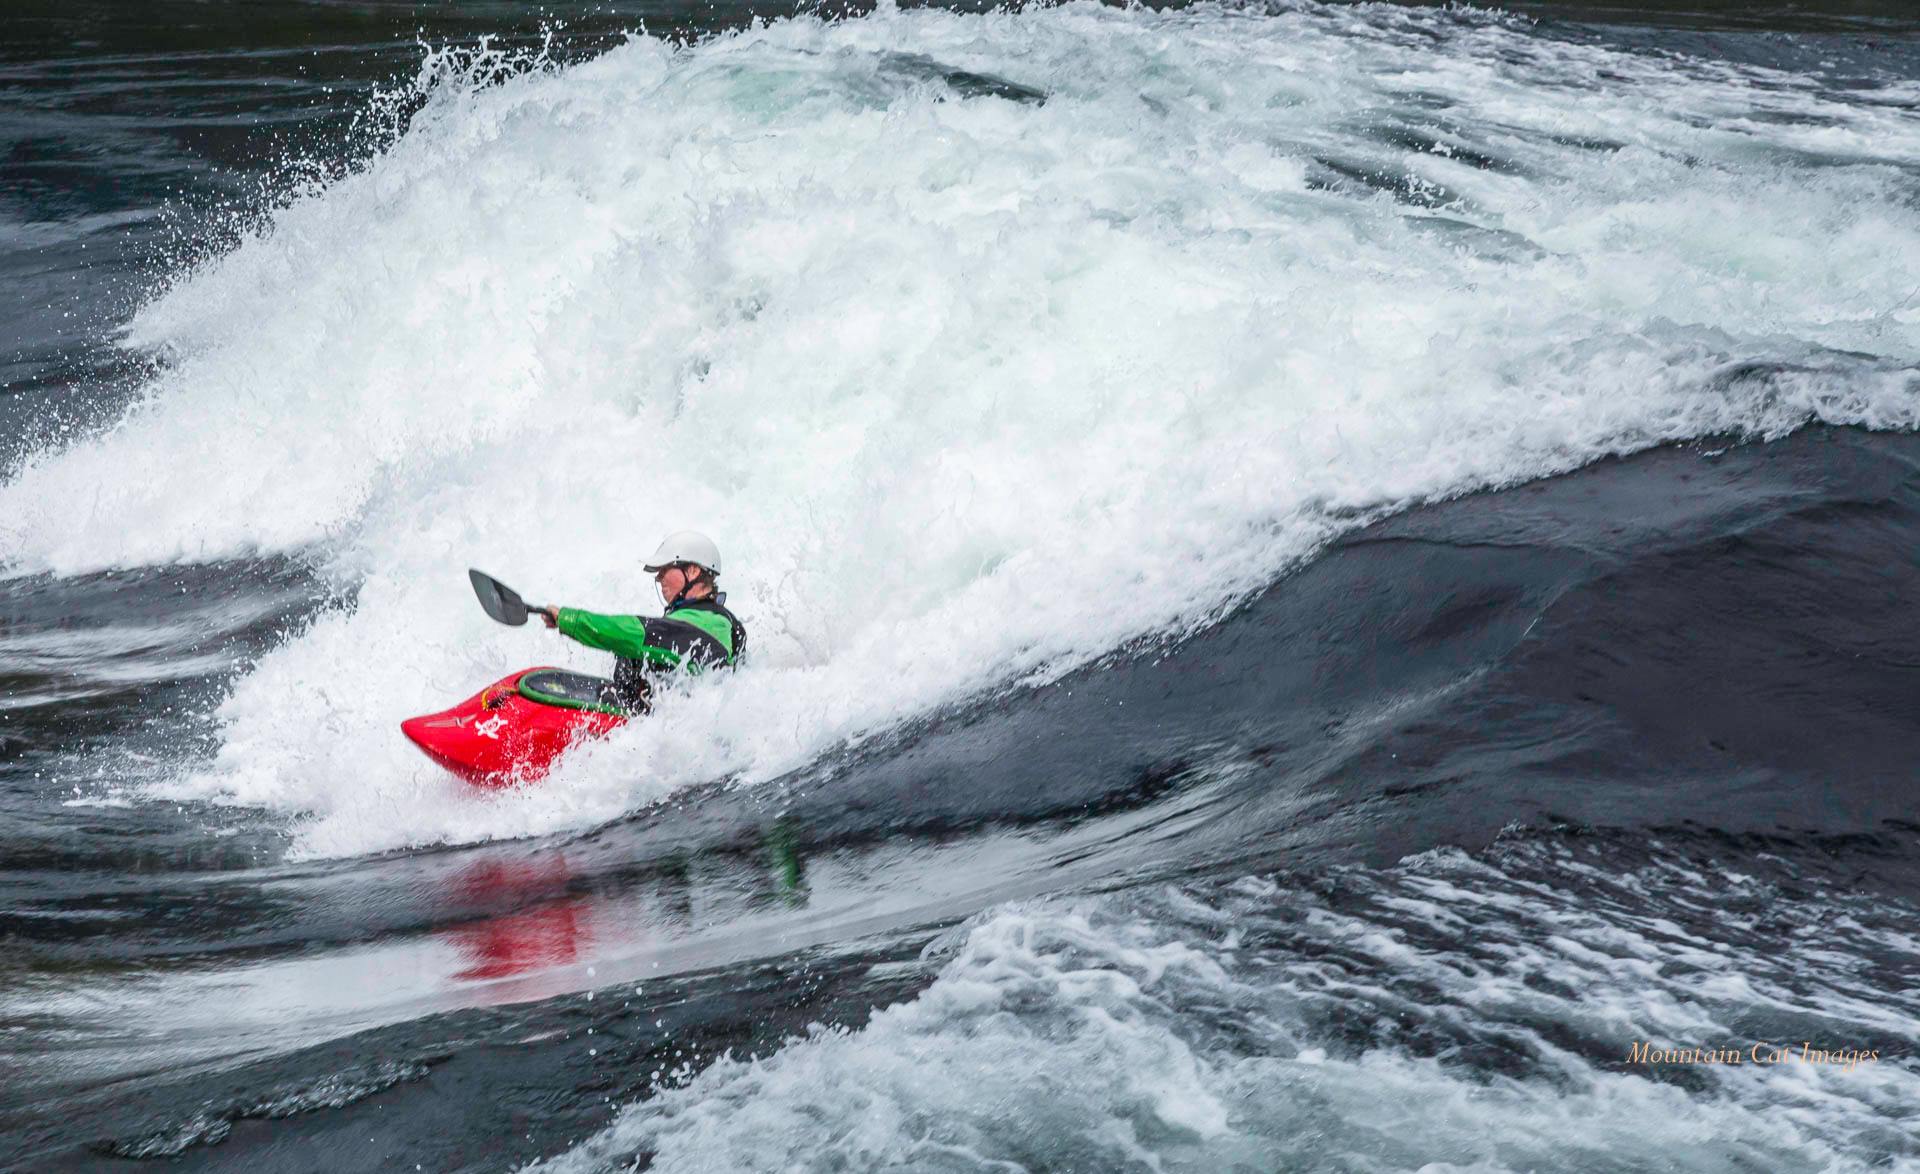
[655,566,685,601]
[655,564,699,605]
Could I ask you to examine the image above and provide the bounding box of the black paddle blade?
[469,568,530,626]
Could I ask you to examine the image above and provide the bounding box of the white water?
[3,1,1919,857]
[534,841,1920,1173]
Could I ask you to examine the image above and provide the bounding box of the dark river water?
[3,1,1918,1169]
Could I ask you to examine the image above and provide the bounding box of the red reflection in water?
[444,857,591,982]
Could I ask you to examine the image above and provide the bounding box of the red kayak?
[401,667,629,787]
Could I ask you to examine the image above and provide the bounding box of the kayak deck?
[400,668,628,787]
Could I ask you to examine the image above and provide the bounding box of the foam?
[533,842,1920,1172]
[3,1,1918,855]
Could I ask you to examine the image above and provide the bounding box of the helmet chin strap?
[661,564,712,611]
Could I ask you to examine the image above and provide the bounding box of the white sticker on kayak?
[475,716,506,740]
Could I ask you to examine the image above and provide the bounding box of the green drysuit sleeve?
[555,608,656,661]
[555,607,734,671]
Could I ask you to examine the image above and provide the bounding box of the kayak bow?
[400,667,628,787]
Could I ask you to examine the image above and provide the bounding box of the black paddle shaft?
[469,568,535,626]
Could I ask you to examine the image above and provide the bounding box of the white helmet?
[643,530,722,575]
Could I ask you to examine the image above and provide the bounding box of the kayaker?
[531,530,745,711]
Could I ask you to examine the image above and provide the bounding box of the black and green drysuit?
[554,594,745,711]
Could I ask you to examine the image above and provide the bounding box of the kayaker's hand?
[536,606,559,629]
